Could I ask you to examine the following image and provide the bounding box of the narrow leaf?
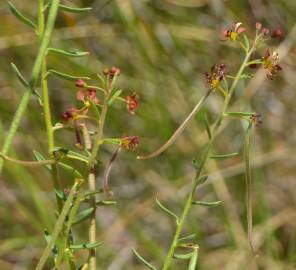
[156,198,179,224]
[174,252,193,260]
[59,4,92,13]
[210,153,239,159]
[192,201,222,207]
[242,34,250,51]
[178,234,196,243]
[87,97,100,119]
[11,63,29,87]
[8,1,37,29]
[83,189,103,198]
[203,113,211,139]
[54,189,66,201]
[70,241,102,250]
[33,150,51,171]
[48,69,90,81]
[132,248,158,270]
[58,162,83,178]
[103,138,122,145]
[95,200,117,206]
[72,207,94,225]
[225,112,255,117]
[108,89,122,105]
[196,175,208,185]
[47,48,89,57]
[66,150,89,164]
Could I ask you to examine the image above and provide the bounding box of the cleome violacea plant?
[135,22,282,269]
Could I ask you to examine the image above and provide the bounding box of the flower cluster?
[250,114,263,127]
[256,22,283,39]
[125,92,139,115]
[205,64,226,89]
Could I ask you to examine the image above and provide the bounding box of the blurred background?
[0,0,296,269]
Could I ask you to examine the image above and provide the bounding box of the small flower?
[223,22,246,41]
[61,107,77,123]
[76,88,100,105]
[261,27,270,36]
[120,136,140,151]
[125,92,139,115]
[75,79,86,88]
[262,50,282,80]
[271,29,283,38]
[250,114,262,126]
[205,64,226,89]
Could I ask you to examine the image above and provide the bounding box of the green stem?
[161,38,258,270]
[0,0,61,172]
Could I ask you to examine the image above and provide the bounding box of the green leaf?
[210,153,239,159]
[174,252,193,260]
[95,200,117,206]
[72,207,94,225]
[246,59,263,66]
[87,97,100,119]
[83,189,103,198]
[33,150,51,171]
[196,175,208,185]
[103,138,122,145]
[59,4,92,13]
[48,69,90,81]
[156,198,179,224]
[66,150,89,164]
[44,229,58,255]
[108,89,122,105]
[11,63,29,87]
[8,1,37,29]
[54,189,66,201]
[178,234,196,243]
[132,248,158,270]
[242,34,250,51]
[225,112,255,117]
[47,48,89,57]
[58,162,83,178]
[192,201,222,207]
[203,113,211,139]
[70,241,102,250]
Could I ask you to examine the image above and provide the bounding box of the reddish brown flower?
[61,107,77,123]
[262,50,282,80]
[120,136,140,151]
[76,88,100,105]
[205,64,226,89]
[255,22,262,31]
[271,29,283,38]
[125,92,139,115]
[223,22,246,41]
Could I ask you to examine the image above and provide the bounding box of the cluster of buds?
[205,64,226,89]
[256,22,283,39]
[262,50,282,80]
[120,136,140,151]
[250,114,263,127]
[103,66,121,84]
[223,22,246,41]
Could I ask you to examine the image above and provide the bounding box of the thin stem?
[161,38,258,270]
[137,89,212,160]
[244,123,254,252]
[0,0,61,172]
